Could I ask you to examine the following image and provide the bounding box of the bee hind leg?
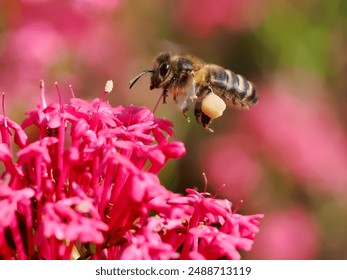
[201,113,214,132]
[193,85,211,102]
[194,102,214,132]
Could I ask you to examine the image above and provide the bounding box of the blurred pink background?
[1,0,347,259]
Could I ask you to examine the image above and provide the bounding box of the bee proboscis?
[129,52,258,131]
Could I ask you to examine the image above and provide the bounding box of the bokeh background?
[1,0,347,259]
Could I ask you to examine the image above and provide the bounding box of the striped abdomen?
[207,65,258,108]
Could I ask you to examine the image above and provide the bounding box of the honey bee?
[129,52,258,131]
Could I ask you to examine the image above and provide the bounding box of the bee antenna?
[129,70,154,89]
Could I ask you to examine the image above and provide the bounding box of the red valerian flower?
[0,81,262,259]
[163,188,263,260]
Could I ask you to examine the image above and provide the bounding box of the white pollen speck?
[76,201,91,213]
[105,80,114,93]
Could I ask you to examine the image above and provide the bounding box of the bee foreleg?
[162,88,169,104]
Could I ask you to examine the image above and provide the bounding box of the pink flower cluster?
[0,82,262,260]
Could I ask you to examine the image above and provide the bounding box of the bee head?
[150,52,173,90]
[129,52,173,90]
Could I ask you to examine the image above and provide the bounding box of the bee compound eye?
[159,63,170,77]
